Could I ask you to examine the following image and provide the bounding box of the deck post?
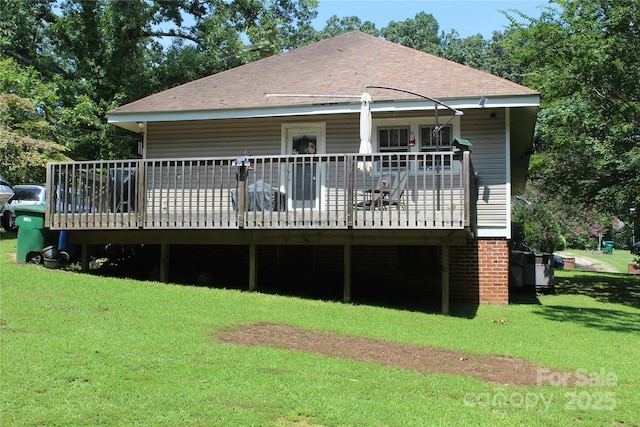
[236,180,246,228]
[463,151,471,227]
[249,243,257,291]
[136,160,146,227]
[235,160,249,229]
[442,243,450,315]
[81,244,89,273]
[346,157,354,227]
[160,243,170,283]
[343,243,352,302]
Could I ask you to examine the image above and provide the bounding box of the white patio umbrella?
[357,92,373,173]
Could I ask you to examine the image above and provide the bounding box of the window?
[420,125,453,169]
[378,126,409,169]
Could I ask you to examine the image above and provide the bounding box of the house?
[45,31,539,313]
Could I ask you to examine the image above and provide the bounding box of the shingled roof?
[109,31,538,116]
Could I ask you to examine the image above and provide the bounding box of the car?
[1,184,46,231]
[0,174,13,213]
[553,255,565,269]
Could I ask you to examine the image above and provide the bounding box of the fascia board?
[108,95,540,129]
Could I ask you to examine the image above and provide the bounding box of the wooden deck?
[46,152,476,233]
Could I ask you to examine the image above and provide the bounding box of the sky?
[312,0,551,38]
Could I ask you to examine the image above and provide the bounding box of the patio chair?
[378,170,408,210]
[357,173,392,209]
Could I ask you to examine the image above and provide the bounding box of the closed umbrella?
[357,92,373,173]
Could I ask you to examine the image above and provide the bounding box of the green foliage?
[440,32,489,70]
[312,15,380,40]
[0,123,70,184]
[0,59,70,183]
[504,0,640,242]
[512,188,566,253]
[0,0,319,164]
[512,183,615,252]
[381,12,441,54]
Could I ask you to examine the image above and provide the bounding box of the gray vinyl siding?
[145,110,508,231]
[146,115,361,158]
[147,118,283,157]
[325,115,359,153]
[459,109,508,230]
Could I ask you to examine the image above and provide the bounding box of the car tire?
[1,210,14,231]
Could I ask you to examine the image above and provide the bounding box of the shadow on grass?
[531,272,640,333]
[531,304,640,334]
[555,272,640,309]
[509,289,542,305]
[361,300,479,319]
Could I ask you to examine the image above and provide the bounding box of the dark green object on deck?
[15,205,59,264]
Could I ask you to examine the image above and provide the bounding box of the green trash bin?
[603,241,614,255]
[15,205,58,264]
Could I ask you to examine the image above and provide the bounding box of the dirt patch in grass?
[217,323,556,387]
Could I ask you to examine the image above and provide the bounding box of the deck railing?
[46,152,476,231]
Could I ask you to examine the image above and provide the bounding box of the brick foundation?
[450,238,509,305]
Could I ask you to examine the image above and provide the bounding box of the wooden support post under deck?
[442,244,450,315]
[160,244,169,283]
[81,244,89,273]
[249,243,257,291]
[343,243,352,302]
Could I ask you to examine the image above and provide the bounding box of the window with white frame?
[378,126,409,169]
[420,125,453,169]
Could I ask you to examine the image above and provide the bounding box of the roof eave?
[108,94,540,131]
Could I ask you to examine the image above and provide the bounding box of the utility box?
[510,248,554,294]
[534,253,555,294]
[15,205,58,264]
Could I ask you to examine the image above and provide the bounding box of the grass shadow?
[531,304,640,334]
[0,230,17,240]
[509,288,542,305]
[449,303,479,319]
[347,296,478,318]
[335,292,479,318]
[555,272,640,309]
[530,272,640,333]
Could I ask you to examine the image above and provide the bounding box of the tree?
[381,12,441,54]
[312,15,379,40]
[505,0,640,242]
[0,0,319,162]
[0,60,70,184]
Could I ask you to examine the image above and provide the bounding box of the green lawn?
[559,248,638,274]
[1,235,639,426]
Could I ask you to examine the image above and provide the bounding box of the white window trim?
[372,117,461,174]
[419,124,459,173]
[280,122,326,155]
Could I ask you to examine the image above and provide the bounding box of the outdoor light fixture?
[479,97,488,107]
[409,131,416,146]
[137,122,144,129]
